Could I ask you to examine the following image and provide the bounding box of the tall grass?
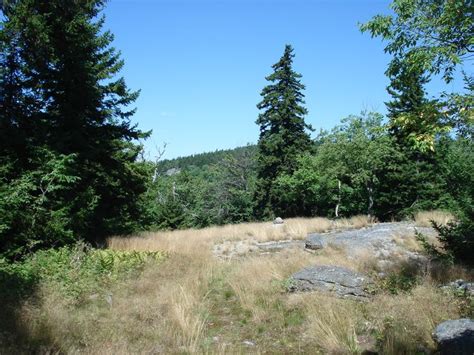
[107,215,373,253]
[414,210,454,227]
[3,214,470,354]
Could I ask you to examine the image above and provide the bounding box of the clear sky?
[103,0,465,160]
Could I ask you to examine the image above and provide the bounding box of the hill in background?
[157,145,257,174]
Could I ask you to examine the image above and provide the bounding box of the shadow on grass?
[0,268,56,353]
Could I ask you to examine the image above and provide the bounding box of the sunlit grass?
[4,213,471,353]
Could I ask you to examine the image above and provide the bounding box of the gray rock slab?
[256,240,304,251]
[289,265,374,300]
[305,222,435,261]
[433,318,474,355]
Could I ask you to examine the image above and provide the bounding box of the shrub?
[0,243,167,302]
[377,262,421,295]
[416,206,474,266]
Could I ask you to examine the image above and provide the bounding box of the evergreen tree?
[0,0,148,257]
[386,61,429,137]
[254,45,313,218]
[382,61,445,219]
[385,60,444,151]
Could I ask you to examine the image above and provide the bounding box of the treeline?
[139,112,473,230]
[1,0,472,262]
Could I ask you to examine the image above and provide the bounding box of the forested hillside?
[156,145,257,174]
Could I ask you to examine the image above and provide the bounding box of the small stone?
[273,217,284,224]
[242,340,255,346]
[433,318,474,355]
[305,233,324,250]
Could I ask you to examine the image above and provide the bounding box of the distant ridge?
[157,145,257,173]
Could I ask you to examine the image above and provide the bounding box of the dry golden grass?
[9,213,471,354]
[288,293,362,354]
[20,253,217,353]
[283,281,462,354]
[107,215,373,254]
[367,284,461,354]
[390,231,424,252]
[414,210,455,227]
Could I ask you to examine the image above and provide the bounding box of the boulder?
[305,233,324,250]
[433,318,474,355]
[273,217,284,224]
[289,265,374,300]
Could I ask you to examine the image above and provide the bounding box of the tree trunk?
[335,179,341,217]
[367,185,374,217]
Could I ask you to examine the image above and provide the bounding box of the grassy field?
[2,212,472,354]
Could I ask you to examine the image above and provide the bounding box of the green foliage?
[386,61,429,122]
[254,45,313,217]
[275,112,401,218]
[361,0,474,150]
[0,243,167,301]
[139,112,470,226]
[0,148,80,259]
[0,0,149,258]
[420,210,474,266]
[360,0,473,83]
[414,137,474,265]
[157,145,257,174]
[385,59,449,152]
[437,137,474,213]
[442,74,474,140]
[378,266,420,295]
[140,145,257,230]
[275,111,458,220]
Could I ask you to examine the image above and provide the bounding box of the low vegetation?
[413,210,455,228]
[1,214,472,353]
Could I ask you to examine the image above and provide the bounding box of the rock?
[105,293,113,307]
[242,340,255,347]
[289,265,374,300]
[441,280,474,297]
[257,240,304,251]
[304,222,434,265]
[164,168,181,176]
[305,233,324,250]
[433,318,474,355]
[273,217,284,224]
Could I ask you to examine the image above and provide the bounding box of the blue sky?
[103,0,465,160]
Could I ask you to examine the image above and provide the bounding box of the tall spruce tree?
[386,61,428,121]
[254,45,313,218]
[381,60,445,219]
[0,0,148,257]
[385,61,432,143]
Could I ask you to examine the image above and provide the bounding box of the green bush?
[378,265,420,295]
[0,243,167,302]
[416,206,473,266]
